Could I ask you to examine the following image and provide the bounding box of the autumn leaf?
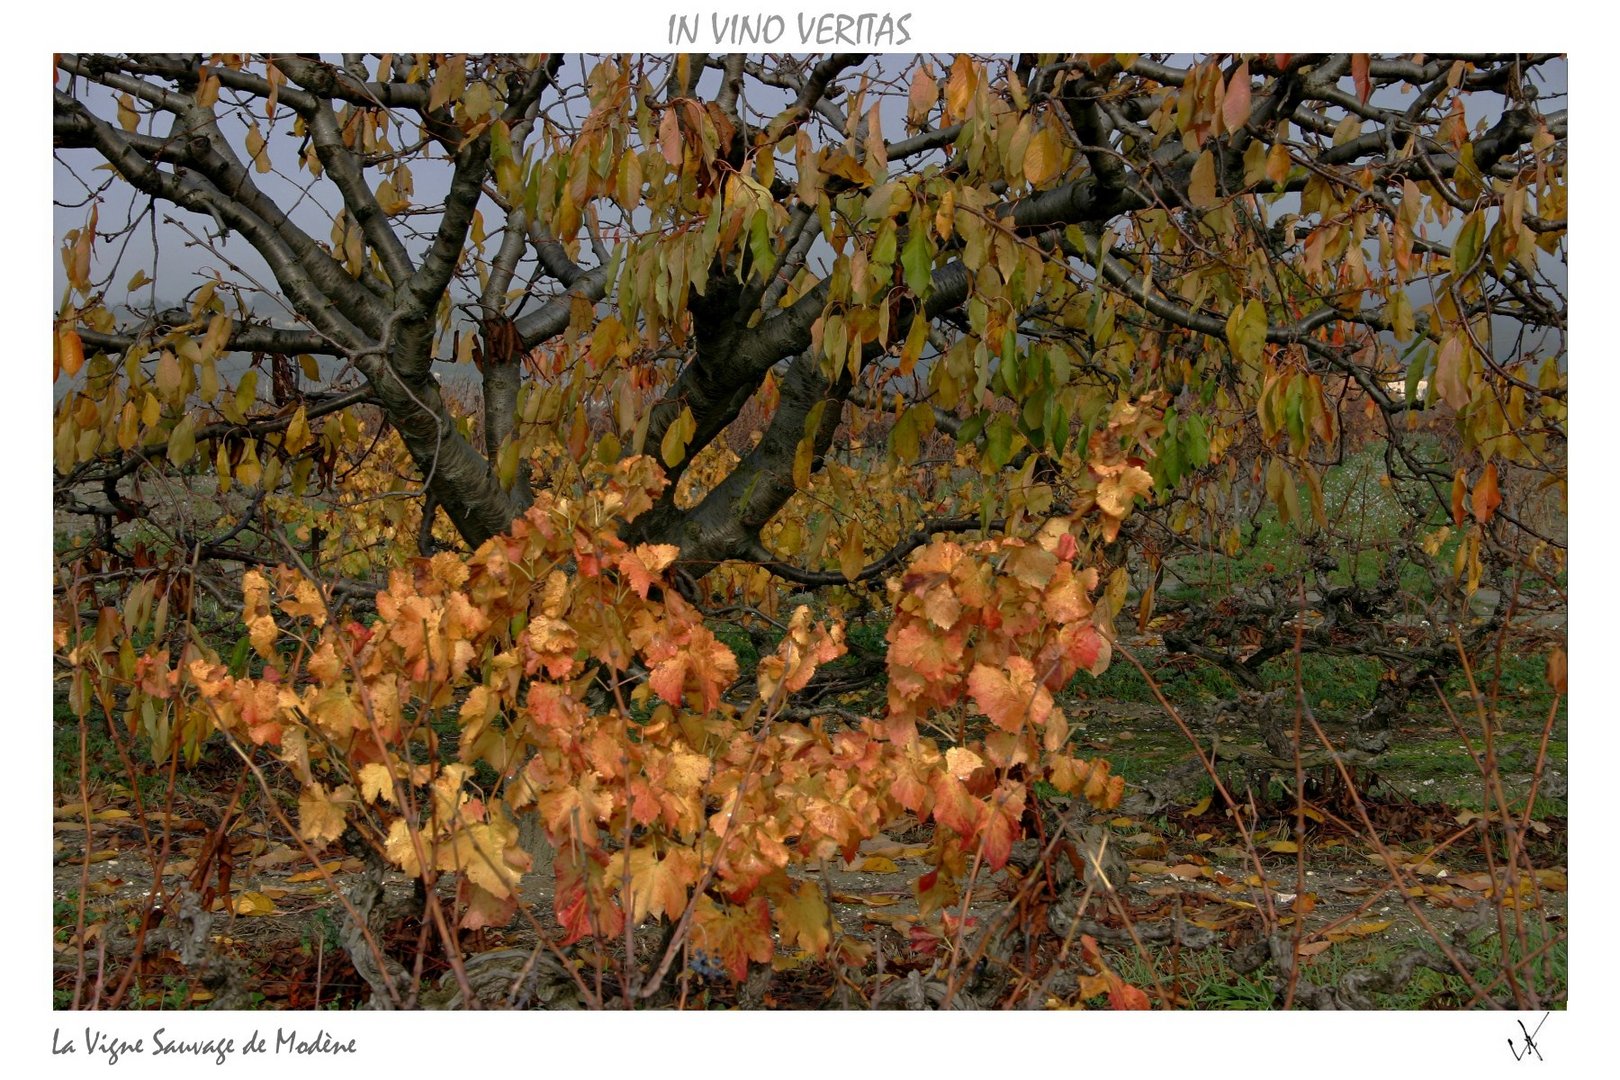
[1023,124,1063,186]
[660,405,695,467]
[1187,151,1218,208]
[1351,54,1372,104]
[838,519,865,582]
[1222,62,1252,132]
[659,106,681,166]
[620,543,679,598]
[57,327,84,378]
[1546,647,1567,694]
[773,879,832,957]
[946,55,976,120]
[907,64,937,127]
[234,891,277,916]
[1434,335,1471,410]
[116,93,139,132]
[966,657,1052,732]
[245,121,271,174]
[692,894,775,981]
[359,763,395,805]
[608,845,697,923]
[297,783,351,845]
[1472,462,1502,525]
[1095,463,1154,520]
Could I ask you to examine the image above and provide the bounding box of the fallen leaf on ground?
[830,892,901,906]
[234,891,278,916]
[1327,919,1393,940]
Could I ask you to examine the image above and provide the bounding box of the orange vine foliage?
[61,451,1126,974]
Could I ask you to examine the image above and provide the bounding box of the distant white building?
[1384,378,1429,402]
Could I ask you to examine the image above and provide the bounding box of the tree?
[54,53,1567,1003]
[54,52,1565,578]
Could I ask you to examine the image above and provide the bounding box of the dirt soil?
[51,673,1568,1010]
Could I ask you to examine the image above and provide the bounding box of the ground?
[52,623,1567,1010]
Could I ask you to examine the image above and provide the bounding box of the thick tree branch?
[57,91,371,352]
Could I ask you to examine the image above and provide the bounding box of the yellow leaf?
[857,856,900,873]
[660,405,694,468]
[1183,796,1212,817]
[838,519,865,582]
[1187,151,1218,208]
[830,892,900,907]
[774,879,833,956]
[297,784,350,845]
[1023,124,1063,187]
[1344,919,1393,936]
[284,862,344,884]
[1267,839,1301,854]
[117,93,139,132]
[245,122,271,174]
[1264,142,1291,186]
[359,763,395,805]
[234,891,277,916]
[283,406,312,454]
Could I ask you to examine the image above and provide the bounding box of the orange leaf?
[1472,462,1502,525]
[946,55,976,119]
[1351,54,1372,104]
[58,328,85,378]
[620,543,679,599]
[692,894,775,981]
[966,657,1052,732]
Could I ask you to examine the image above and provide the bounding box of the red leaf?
[1351,54,1372,104]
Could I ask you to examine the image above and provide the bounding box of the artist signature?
[1508,1012,1549,1061]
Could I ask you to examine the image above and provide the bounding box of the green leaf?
[984,414,1019,470]
[1405,346,1429,404]
[1453,211,1485,275]
[901,223,933,298]
[871,219,897,268]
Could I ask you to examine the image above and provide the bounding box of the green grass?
[1097,917,1568,1009]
